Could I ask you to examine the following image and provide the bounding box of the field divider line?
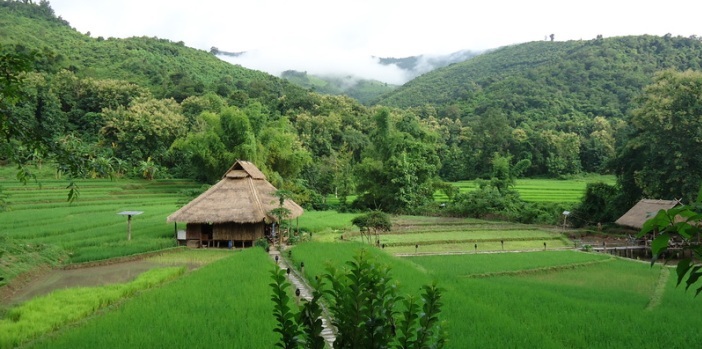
[394,247,577,257]
[346,227,542,236]
[382,237,564,247]
[460,257,615,279]
[645,266,670,311]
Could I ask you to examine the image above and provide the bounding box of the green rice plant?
[0,171,200,271]
[296,210,357,233]
[348,229,560,244]
[145,249,233,266]
[290,244,702,348]
[67,238,178,263]
[383,240,572,254]
[0,238,68,287]
[29,248,278,349]
[407,251,612,277]
[0,267,185,348]
[442,176,616,203]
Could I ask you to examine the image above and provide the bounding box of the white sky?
[49,0,702,84]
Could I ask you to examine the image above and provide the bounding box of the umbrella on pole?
[117,211,144,241]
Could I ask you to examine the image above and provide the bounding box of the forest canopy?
[2,0,702,217]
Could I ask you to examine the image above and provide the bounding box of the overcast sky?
[49,0,702,84]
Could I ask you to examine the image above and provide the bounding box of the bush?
[446,183,567,225]
[254,238,269,251]
[570,182,621,227]
[270,250,447,348]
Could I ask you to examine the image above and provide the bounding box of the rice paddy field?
[438,175,616,202]
[345,216,573,254]
[0,166,201,264]
[3,168,699,348]
[26,248,279,349]
[289,242,702,348]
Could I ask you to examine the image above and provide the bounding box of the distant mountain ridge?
[213,49,481,104]
[374,35,702,119]
[0,1,306,104]
[377,49,481,79]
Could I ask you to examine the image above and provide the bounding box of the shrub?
[570,182,621,228]
[254,238,269,251]
[270,250,447,348]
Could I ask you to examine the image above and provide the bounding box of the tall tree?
[355,109,440,212]
[101,97,187,165]
[615,69,702,203]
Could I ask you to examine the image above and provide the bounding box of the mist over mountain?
[215,48,481,85]
[214,48,482,103]
[377,49,481,80]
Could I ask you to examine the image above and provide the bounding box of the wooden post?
[118,211,142,242]
[127,214,132,241]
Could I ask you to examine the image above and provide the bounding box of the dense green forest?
[2,0,702,222]
[375,36,702,178]
[280,70,397,105]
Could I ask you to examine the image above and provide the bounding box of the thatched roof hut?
[167,160,303,247]
[615,199,681,230]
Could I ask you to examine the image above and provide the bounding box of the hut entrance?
[201,223,213,247]
[264,223,275,242]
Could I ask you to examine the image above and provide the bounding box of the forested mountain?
[3,0,702,218]
[377,49,480,78]
[375,36,702,119]
[0,0,308,106]
[373,35,702,179]
[214,50,478,105]
[279,70,397,105]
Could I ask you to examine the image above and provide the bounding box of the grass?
[289,242,702,348]
[5,169,698,348]
[436,175,616,202]
[0,165,200,266]
[0,266,186,349]
[385,240,572,254]
[344,215,574,254]
[296,210,358,242]
[28,248,278,349]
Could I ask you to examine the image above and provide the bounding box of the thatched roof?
[615,199,681,229]
[167,161,303,224]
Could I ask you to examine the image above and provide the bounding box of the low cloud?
[217,48,412,85]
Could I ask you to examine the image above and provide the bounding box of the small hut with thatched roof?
[615,199,681,230]
[167,160,304,248]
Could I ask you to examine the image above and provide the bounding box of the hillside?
[280,70,397,104]
[375,36,702,120]
[0,0,307,104]
[377,49,480,78]
[216,49,479,104]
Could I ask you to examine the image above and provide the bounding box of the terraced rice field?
[439,175,616,202]
[346,215,572,254]
[289,242,702,349]
[1,169,200,263]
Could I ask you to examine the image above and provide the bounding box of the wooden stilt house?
[167,160,304,248]
[615,199,681,230]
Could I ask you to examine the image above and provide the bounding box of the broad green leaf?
[650,233,670,256]
[685,266,702,291]
[676,223,696,239]
[676,258,692,286]
[640,210,672,236]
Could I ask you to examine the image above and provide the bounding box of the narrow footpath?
[269,248,336,348]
